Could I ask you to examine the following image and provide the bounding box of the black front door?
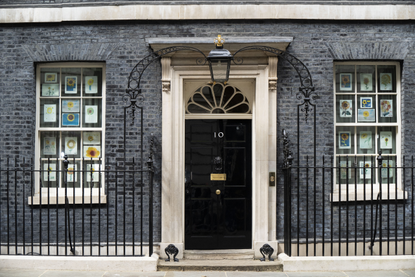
[185,119,252,249]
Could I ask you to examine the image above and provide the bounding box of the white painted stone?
[0,254,158,272]
[254,241,278,260]
[278,253,415,272]
[1,245,156,257]
[268,57,278,241]
[28,195,107,205]
[159,41,283,254]
[1,5,415,24]
[159,243,184,260]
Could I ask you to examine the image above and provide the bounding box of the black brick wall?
[0,19,414,247]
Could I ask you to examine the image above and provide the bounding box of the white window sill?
[331,184,407,202]
[28,194,107,205]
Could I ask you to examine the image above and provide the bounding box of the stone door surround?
[148,37,292,259]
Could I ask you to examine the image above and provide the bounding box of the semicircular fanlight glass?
[186,83,251,114]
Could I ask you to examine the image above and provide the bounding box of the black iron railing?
[282,151,415,257]
[0,154,155,257]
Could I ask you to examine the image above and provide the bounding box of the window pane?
[62,68,81,97]
[357,156,375,184]
[336,96,355,123]
[336,65,355,92]
[40,68,60,97]
[378,95,397,123]
[378,65,396,92]
[82,99,102,127]
[336,157,355,185]
[40,99,60,127]
[40,131,60,158]
[357,127,375,154]
[378,126,396,154]
[357,95,376,123]
[41,160,59,188]
[380,156,397,185]
[61,160,81,188]
[336,126,355,154]
[83,161,102,188]
[82,68,103,97]
[61,98,80,128]
[83,131,102,159]
[357,65,375,93]
[62,112,80,128]
[62,131,81,158]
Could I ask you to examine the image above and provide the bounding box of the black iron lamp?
[207,35,233,83]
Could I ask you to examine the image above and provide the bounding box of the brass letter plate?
[210,173,227,181]
[269,172,275,187]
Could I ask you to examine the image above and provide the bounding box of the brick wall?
[0,19,414,247]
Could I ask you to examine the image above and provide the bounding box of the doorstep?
[158,250,282,271]
[158,259,283,272]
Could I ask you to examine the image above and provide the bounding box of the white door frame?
[159,57,279,259]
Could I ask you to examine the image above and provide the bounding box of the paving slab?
[103,272,166,277]
[285,272,346,277]
[403,270,415,277]
[227,272,287,277]
[40,270,106,277]
[165,272,226,277]
[158,259,282,272]
[2,268,415,277]
[0,269,47,277]
[344,271,407,277]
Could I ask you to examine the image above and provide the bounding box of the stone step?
[157,259,283,272]
[183,249,255,260]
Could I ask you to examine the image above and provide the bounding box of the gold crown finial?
[214,35,224,47]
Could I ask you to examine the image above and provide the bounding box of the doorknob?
[216,189,221,195]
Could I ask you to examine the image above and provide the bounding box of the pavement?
[1,269,415,277]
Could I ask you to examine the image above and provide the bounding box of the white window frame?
[332,61,407,202]
[30,62,106,205]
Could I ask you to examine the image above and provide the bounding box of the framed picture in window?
[339,131,351,149]
[62,100,79,112]
[380,99,393,117]
[360,73,373,91]
[67,164,77,182]
[84,146,101,158]
[42,84,59,96]
[43,137,56,155]
[359,161,371,180]
[360,97,373,108]
[358,109,375,122]
[85,76,98,94]
[340,100,353,117]
[65,137,78,155]
[45,73,57,83]
[380,131,392,149]
[44,104,57,122]
[44,163,57,181]
[85,105,98,123]
[359,131,372,149]
[381,160,394,178]
[65,76,77,94]
[340,160,352,179]
[83,132,100,145]
[62,113,79,126]
[340,73,353,91]
[380,73,392,91]
[86,164,100,182]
